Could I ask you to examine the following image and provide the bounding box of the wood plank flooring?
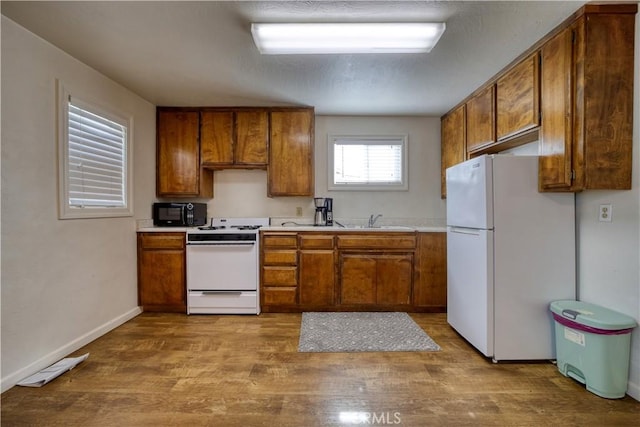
[2,313,639,426]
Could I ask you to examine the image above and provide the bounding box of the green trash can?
[550,300,637,399]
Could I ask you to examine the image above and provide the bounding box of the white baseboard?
[627,379,640,402]
[1,306,142,393]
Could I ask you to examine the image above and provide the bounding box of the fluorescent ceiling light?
[251,22,446,54]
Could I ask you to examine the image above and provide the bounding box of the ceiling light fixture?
[251,22,446,54]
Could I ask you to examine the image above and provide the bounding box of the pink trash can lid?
[550,300,637,331]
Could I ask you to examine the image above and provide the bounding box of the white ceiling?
[1,1,585,116]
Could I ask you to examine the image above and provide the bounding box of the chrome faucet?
[368,214,383,228]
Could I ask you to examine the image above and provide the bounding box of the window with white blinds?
[58,83,133,219]
[329,135,408,190]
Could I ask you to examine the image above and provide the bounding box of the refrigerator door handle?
[449,227,481,236]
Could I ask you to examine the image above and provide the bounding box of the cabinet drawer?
[337,235,416,250]
[263,266,297,286]
[262,234,298,248]
[299,235,335,249]
[263,287,297,305]
[138,233,185,249]
[263,250,297,265]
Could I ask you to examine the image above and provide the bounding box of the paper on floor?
[17,353,89,387]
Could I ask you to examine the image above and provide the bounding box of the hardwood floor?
[2,313,639,426]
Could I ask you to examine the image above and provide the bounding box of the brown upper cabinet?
[156,110,213,198]
[157,106,314,198]
[539,7,635,191]
[440,105,466,198]
[268,108,315,197]
[200,109,269,168]
[465,85,496,153]
[496,52,540,141]
[441,3,636,192]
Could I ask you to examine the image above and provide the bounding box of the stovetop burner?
[196,225,262,231]
[190,217,270,234]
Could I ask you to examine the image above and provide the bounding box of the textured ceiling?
[1,1,585,115]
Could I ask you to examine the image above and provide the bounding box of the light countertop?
[137,225,446,233]
[262,225,446,232]
[137,217,446,233]
[137,226,190,232]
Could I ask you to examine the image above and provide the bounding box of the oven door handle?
[200,291,243,295]
[187,242,256,246]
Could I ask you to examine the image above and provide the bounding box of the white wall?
[205,169,313,219]
[314,116,446,224]
[573,15,640,400]
[0,17,156,391]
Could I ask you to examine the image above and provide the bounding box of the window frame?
[327,134,409,191]
[57,81,134,219]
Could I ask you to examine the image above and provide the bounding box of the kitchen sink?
[340,225,414,231]
[377,225,414,230]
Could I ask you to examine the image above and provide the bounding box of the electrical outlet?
[599,204,612,222]
[296,206,303,217]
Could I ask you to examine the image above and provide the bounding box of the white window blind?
[329,135,408,191]
[67,100,127,207]
[57,80,133,219]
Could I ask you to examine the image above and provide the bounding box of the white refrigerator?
[446,155,575,361]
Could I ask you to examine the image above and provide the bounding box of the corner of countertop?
[136,219,154,230]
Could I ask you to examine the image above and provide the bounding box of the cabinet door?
[235,111,268,165]
[413,233,447,309]
[581,13,634,190]
[157,111,213,197]
[268,110,314,196]
[200,111,234,165]
[376,254,412,305]
[157,111,199,195]
[137,233,186,312]
[340,254,376,304]
[440,105,466,198]
[496,53,540,141]
[340,253,412,305]
[299,250,335,305]
[466,85,495,152]
[539,27,574,190]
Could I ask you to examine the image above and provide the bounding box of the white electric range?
[186,217,269,314]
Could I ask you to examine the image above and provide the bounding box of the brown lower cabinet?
[137,232,186,313]
[261,233,298,306]
[340,253,413,305]
[299,234,336,306]
[260,230,446,313]
[413,232,447,309]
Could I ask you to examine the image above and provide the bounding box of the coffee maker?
[313,197,334,226]
[324,198,333,226]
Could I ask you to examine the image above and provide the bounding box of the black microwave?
[153,202,207,227]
